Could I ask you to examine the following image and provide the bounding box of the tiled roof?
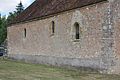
[12,0,106,24]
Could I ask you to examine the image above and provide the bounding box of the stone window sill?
[73,39,80,42]
[50,33,54,37]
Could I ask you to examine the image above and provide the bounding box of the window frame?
[24,28,27,38]
[73,22,81,42]
[52,21,55,34]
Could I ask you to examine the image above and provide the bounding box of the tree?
[16,1,24,15]
[7,1,24,24]
[0,14,7,45]
[7,12,17,25]
[0,14,2,25]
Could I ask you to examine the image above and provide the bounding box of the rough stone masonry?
[7,0,120,74]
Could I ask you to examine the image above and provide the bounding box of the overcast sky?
[0,0,35,16]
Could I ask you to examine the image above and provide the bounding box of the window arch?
[74,22,80,39]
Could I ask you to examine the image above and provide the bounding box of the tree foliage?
[0,14,7,45]
[7,12,17,25]
[16,1,24,15]
[7,1,24,24]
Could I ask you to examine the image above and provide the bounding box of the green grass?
[0,58,120,80]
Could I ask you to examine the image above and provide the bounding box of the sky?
[0,0,35,16]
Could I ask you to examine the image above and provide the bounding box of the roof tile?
[13,0,106,24]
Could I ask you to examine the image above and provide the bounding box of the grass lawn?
[0,58,120,80]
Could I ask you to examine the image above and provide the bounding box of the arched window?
[52,21,55,34]
[74,22,80,39]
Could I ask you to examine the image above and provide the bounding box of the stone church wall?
[7,1,120,74]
